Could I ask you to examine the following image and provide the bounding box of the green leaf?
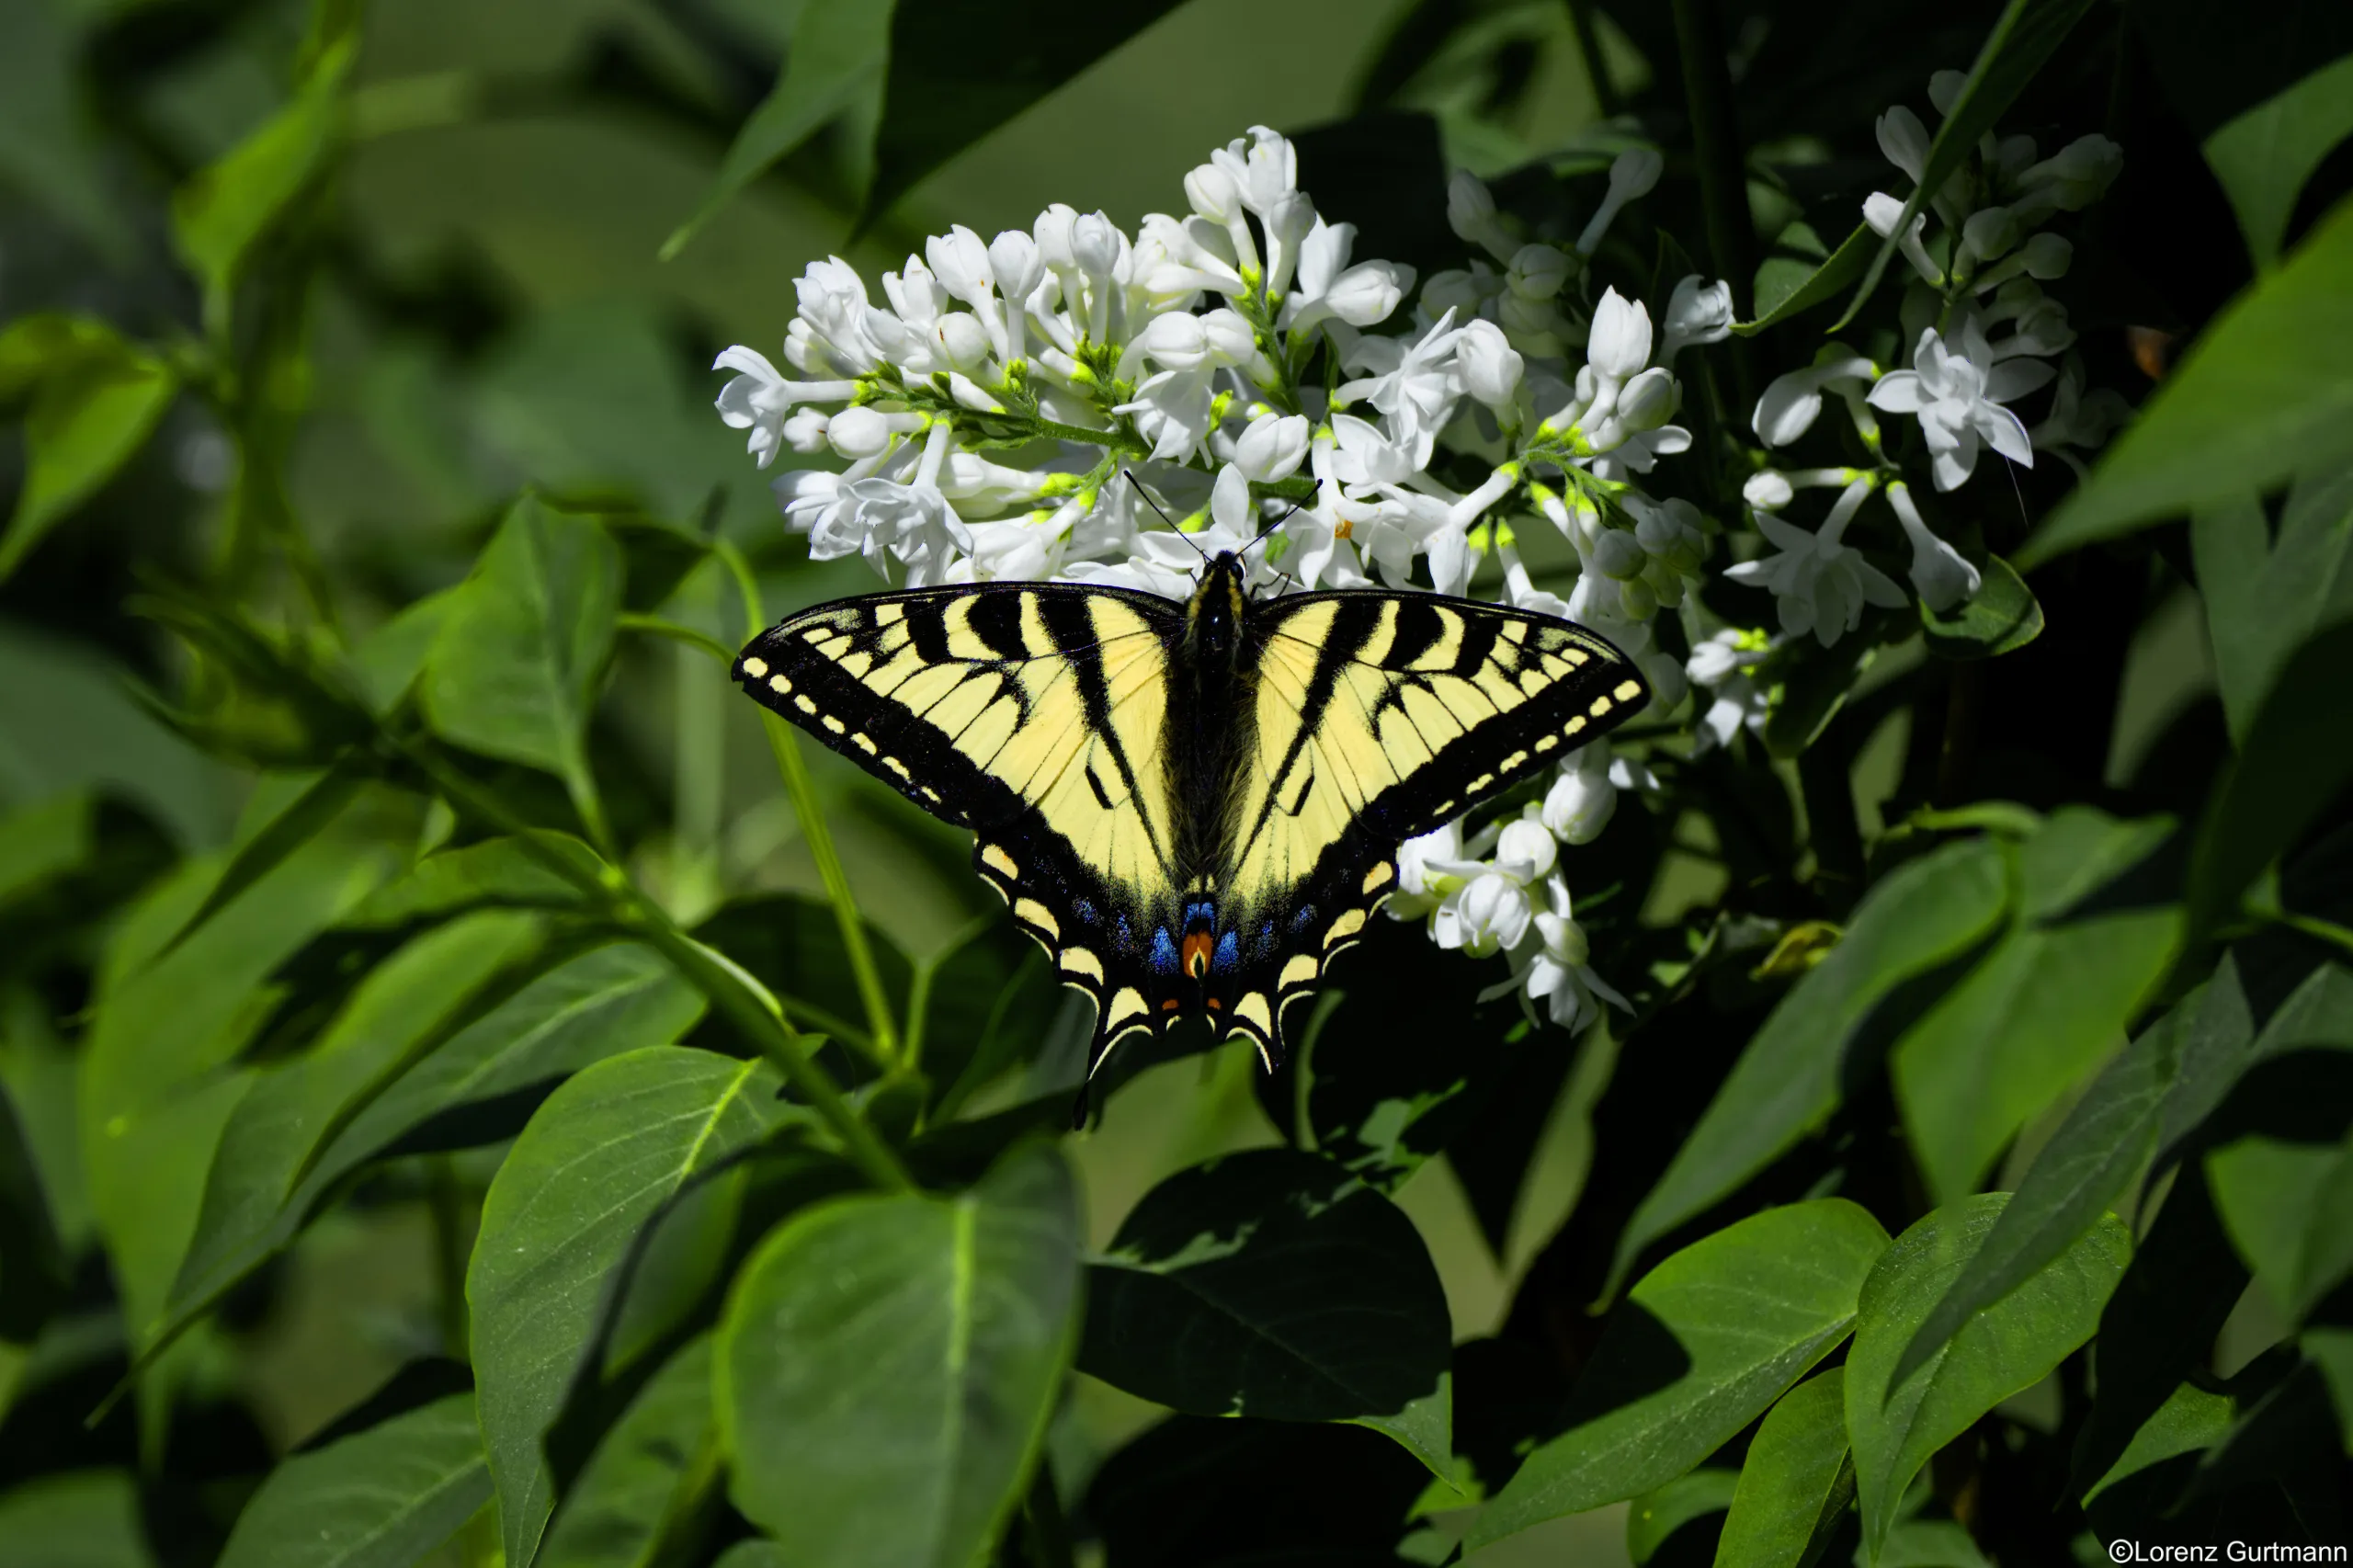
[2187,622,2353,948]
[1610,839,2009,1294]
[1627,1470,1738,1563]
[341,834,605,928]
[0,1470,154,1568]
[1077,1149,1450,1437]
[1830,0,2097,330]
[2019,197,2353,567]
[83,807,396,1427]
[0,327,178,585]
[1735,223,1873,335]
[1295,915,1522,1194]
[148,760,369,961]
[2305,1327,2353,1457]
[425,496,621,835]
[2079,1379,2235,1506]
[0,621,231,850]
[164,911,545,1324]
[158,940,704,1364]
[1844,1195,2129,1562]
[2192,468,2353,744]
[540,1336,716,1568]
[1713,1369,1855,1568]
[2209,1111,2353,1323]
[1874,1520,1992,1568]
[171,23,358,336]
[0,790,94,909]
[1472,1200,1890,1550]
[217,1392,491,1568]
[661,0,899,260]
[472,1047,795,1568]
[1892,809,2181,1205]
[1889,964,2251,1392]
[717,1144,1081,1568]
[2066,1163,2252,1498]
[1920,555,2042,660]
[2203,53,2353,270]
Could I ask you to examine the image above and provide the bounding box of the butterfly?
[731,544,1646,1086]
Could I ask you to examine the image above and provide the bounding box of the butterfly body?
[733,551,1646,1077]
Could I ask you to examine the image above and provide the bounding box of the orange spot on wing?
[1205,997,1222,1010]
[1161,998,1180,1011]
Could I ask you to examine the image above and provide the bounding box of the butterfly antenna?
[1241,478,1321,562]
[1123,469,1210,562]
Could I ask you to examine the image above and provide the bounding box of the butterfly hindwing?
[732,584,1189,1058]
[1211,590,1648,1054]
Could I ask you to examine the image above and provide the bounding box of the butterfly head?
[1185,551,1252,663]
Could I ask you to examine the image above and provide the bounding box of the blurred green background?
[0,1,2237,1562]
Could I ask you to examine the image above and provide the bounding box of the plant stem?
[1670,0,1758,407]
[395,737,916,1193]
[761,715,903,1068]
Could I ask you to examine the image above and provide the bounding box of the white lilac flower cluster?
[1729,70,2132,654]
[709,93,2118,1040]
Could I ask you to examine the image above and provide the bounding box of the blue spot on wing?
[1150,926,1179,974]
[1074,897,1098,926]
[1289,905,1316,934]
[1212,931,1239,973]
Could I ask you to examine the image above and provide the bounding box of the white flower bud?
[1071,212,1122,279]
[1586,288,1653,379]
[1618,575,1658,619]
[2020,232,2073,279]
[1542,761,1618,846]
[2021,134,2122,210]
[1961,206,2020,265]
[987,230,1044,303]
[1593,528,1646,580]
[1662,275,1734,358]
[1320,260,1410,327]
[925,224,995,302]
[1609,147,1665,200]
[1745,470,1795,510]
[783,408,830,453]
[1421,267,1488,320]
[1033,203,1077,269]
[1131,311,1209,370]
[932,312,992,370]
[1455,319,1524,410]
[1198,308,1258,365]
[1616,367,1677,431]
[1496,817,1560,882]
[1233,411,1311,483]
[1184,163,1240,225]
[1448,170,1499,245]
[1928,70,1967,117]
[1876,106,1931,184]
[825,405,892,460]
[1637,648,1688,710]
[1506,244,1573,300]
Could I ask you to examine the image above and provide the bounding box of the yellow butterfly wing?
[733,584,1189,1060]
[1206,590,1647,1059]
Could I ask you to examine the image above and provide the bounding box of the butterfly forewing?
[733,584,1188,1055]
[1207,592,1647,1056]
